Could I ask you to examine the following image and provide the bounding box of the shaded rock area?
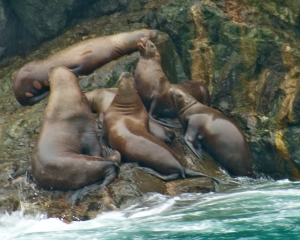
[1,0,300,220]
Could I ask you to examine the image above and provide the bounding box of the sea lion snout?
[137,37,148,50]
[117,72,134,85]
[120,71,132,79]
[169,88,184,101]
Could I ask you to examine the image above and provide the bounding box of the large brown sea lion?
[14,29,158,106]
[84,88,175,143]
[134,37,211,127]
[169,87,253,177]
[31,66,121,202]
[102,72,222,183]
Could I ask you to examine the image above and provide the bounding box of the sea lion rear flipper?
[138,167,179,181]
[9,165,32,180]
[71,167,118,205]
[102,147,121,164]
[184,168,225,184]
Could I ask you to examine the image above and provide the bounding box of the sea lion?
[134,37,211,127]
[14,29,158,106]
[85,88,175,143]
[169,87,253,177]
[31,66,121,202]
[102,72,223,183]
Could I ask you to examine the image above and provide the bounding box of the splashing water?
[1,179,300,240]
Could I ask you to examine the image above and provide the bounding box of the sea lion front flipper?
[148,118,176,142]
[98,112,104,129]
[9,165,32,180]
[150,115,181,128]
[70,65,83,75]
[156,117,182,128]
[27,91,50,105]
[148,98,181,128]
[148,110,181,128]
[138,167,179,181]
[100,125,109,148]
[184,124,204,160]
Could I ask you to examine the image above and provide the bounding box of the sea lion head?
[48,66,75,88]
[115,72,140,104]
[47,66,84,105]
[137,37,160,60]
[169,87,198,114]
[169,87,187,111]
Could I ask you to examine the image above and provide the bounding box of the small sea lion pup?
[14,29,158,106]
[31,66,121,203]
[102,72,223,183]
[169,88,253,177]
[84,88,175,143]
[134,37,211,127]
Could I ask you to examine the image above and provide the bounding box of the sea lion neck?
[178,98,198,115]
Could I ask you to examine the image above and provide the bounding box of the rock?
[8,0,77,41]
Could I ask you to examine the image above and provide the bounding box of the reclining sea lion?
[14,29,158,106]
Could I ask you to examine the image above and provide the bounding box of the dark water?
[1,179,300,240]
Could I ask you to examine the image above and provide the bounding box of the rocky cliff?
[0,0,300,221]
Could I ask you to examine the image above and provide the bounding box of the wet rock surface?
[1,0,300,220]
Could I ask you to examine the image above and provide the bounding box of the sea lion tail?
[184,167,225,184]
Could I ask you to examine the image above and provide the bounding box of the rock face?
[0,0,37,60]
[1,0,300,220]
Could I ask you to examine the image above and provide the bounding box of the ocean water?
[1,179,300,240]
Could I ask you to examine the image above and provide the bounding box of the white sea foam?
[1,180,300,240]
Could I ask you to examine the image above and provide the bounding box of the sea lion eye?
[150,44,154,48]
